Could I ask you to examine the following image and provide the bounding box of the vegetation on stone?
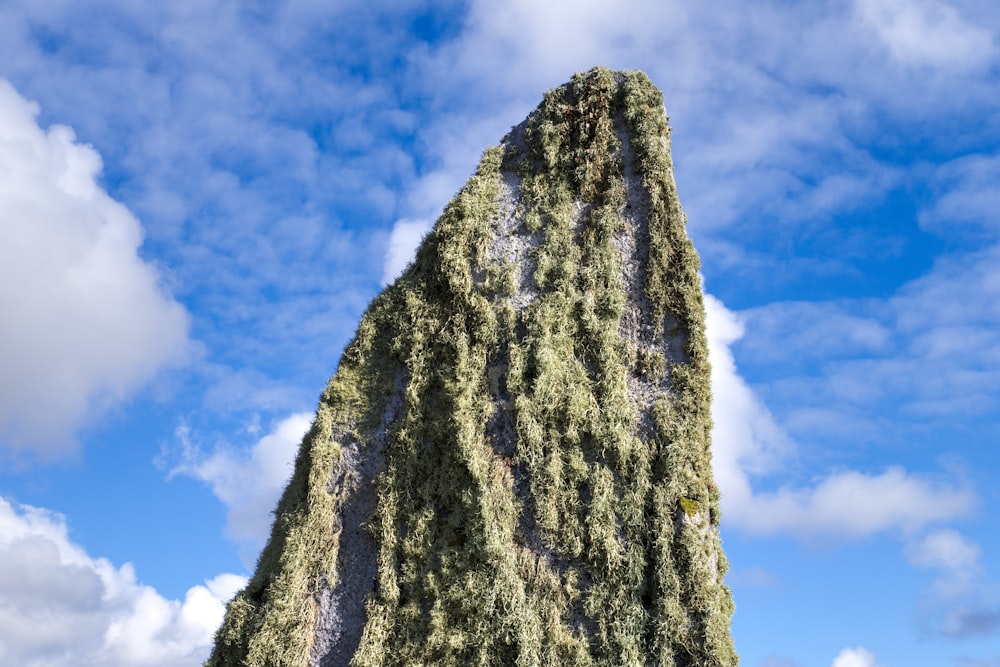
[208,67,737,667]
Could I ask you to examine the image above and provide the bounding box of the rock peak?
[209,67,737,667]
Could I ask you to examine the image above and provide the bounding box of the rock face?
[209,68,737,667]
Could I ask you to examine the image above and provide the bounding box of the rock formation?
[209,67,737,666]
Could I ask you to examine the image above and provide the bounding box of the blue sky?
[0,1,998,665]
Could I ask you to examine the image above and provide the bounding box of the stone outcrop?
[209,67,737,667]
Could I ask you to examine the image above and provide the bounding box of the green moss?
[484,260,518,296]
[678,496,701,518]
[638,349,666,382]
[208,67,736,667]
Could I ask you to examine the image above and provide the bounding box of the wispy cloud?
[401,0,955,294]
[734,238,1000,451]
[940,608,1000,639]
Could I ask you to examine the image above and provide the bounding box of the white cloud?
[169,413,312,566]
[729,466,974,538]
[0,497,244,667]
[855,0,995,69]
[906,529,981,572]
[706,294,976,538]
[0,80,189,458]
[831,646,884,667]
[382,218,432,284]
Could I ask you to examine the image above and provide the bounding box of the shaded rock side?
[208,67,737,667]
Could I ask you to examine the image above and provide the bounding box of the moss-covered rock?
[208,67,737,667]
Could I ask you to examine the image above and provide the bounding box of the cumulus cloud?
[855,0,995,69]
[0,80,189,458]
[382,218,433,284]
[831,646,884,667]
[169,413,312,565]
[706,295,976,538]
[0,497,244,667]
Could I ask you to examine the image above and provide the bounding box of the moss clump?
[485,260,519,296]
[638,349,667,382]
[208,67,736,666]
[678,496,701,518]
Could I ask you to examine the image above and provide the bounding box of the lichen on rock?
[208,67,737,667]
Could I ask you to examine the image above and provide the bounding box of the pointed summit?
[210,68,737,666]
